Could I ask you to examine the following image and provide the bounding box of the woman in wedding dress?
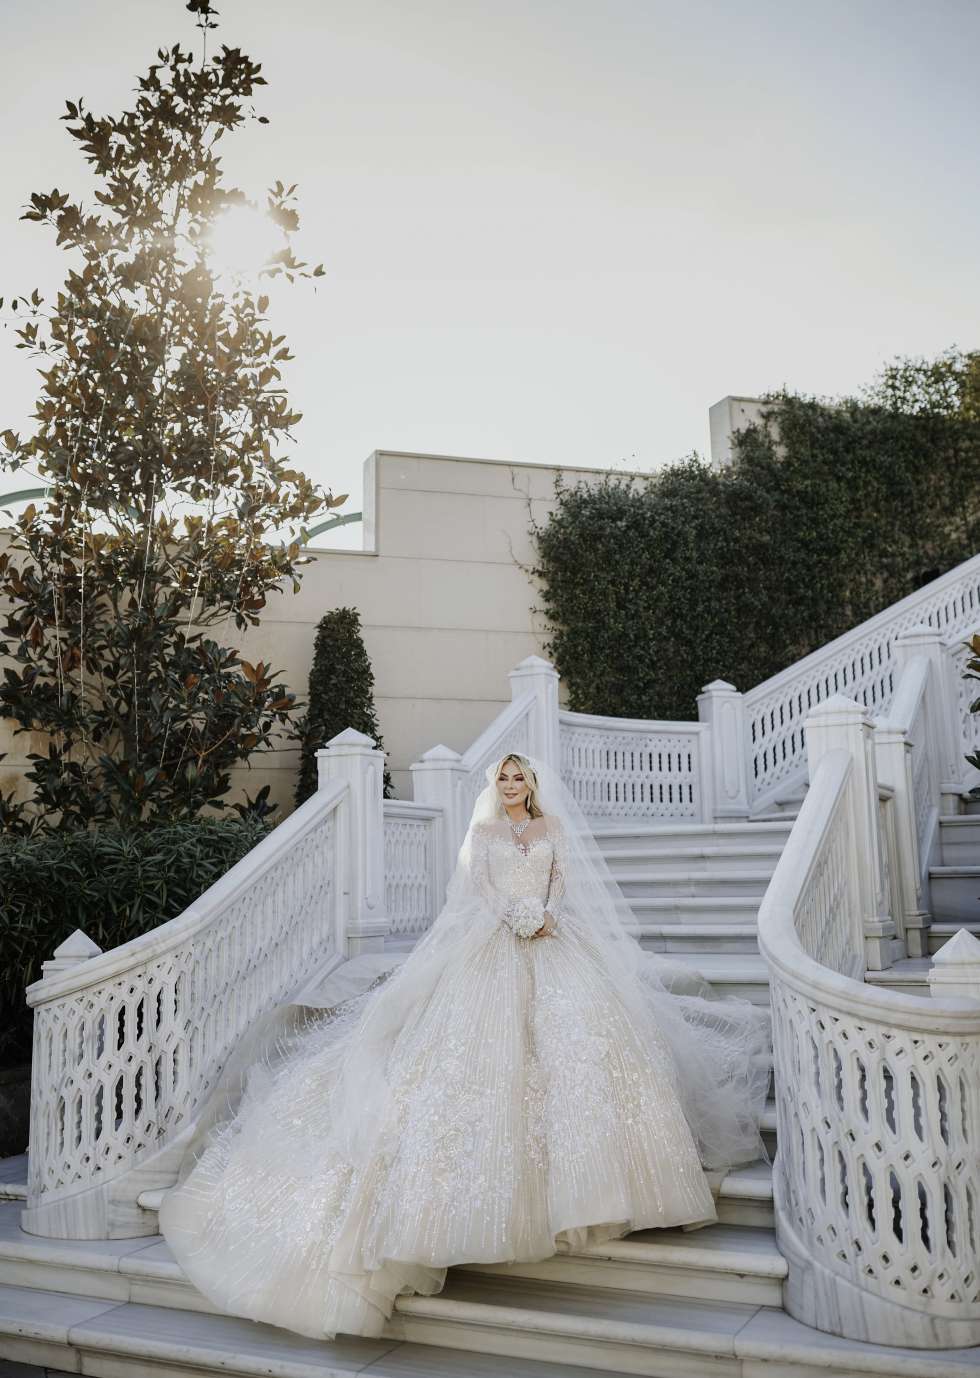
[160,751,771,1341]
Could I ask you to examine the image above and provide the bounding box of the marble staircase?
[3,812,979,1377]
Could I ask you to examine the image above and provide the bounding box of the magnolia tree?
[0,1,344,829]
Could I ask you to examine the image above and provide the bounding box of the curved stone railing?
[23,780,349,1240]
[744,554,980,812]
[559,710,709,823]
[759,746,980,1347]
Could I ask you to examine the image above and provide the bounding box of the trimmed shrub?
[530,356,980,720]
[0,817,268,1064]
[294,608,392,805]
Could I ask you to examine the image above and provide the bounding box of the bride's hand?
[532,911,557,939]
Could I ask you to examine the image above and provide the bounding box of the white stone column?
[508,655,561,772]
[410,743,468,896]
[317,728,391,957]
[805,695,897,971]
[696,679,750,820]
[928,929,980,1003]
[894,624,963,812]
[874,724,931,958]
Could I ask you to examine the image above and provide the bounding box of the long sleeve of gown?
[544,816,569,924]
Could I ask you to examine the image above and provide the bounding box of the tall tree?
[0,0,345,828]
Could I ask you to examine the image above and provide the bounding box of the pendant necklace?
[510,816,531,854]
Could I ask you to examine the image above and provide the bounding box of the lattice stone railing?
[760,742,980,1347]
[383,800,442,938]
[744,554,980,812]
[23,780,349,1240]
[559,710,708,822]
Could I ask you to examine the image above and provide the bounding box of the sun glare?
[204,205,284,279]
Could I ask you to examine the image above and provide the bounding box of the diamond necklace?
[509,817,531,838]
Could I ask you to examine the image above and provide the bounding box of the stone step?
[927,921,980,955]
[0,1156,26,1204]
[591,821,793,855]
[928,867,980,922]
[0,1183,776,1319]
[637,923,759,954]
[938,815,980,866]
[667,953,771,1007]
[627,895,762,925]
[602,844,784,876]
[864,958,931,996]
[462,1221,786,1307]
[615,869,772,900]
[4,1279,979,1378]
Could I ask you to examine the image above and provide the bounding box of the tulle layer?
[161,913,753,1340]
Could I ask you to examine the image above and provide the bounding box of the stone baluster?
[317,728,391,956]
[874,721,931,960]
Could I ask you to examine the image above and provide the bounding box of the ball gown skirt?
[160,821,764,1341]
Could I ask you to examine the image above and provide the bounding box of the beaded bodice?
[469,818,567,916]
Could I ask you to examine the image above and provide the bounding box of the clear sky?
[2,0,977,548]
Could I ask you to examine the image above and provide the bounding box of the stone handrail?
[759,742,980,1347]
[22,779,350,1240]
[743,553,980,813]
[559,710,710,823]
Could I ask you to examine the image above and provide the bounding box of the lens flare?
[204,205,284,278]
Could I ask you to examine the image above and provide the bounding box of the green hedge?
[530,364,980,721]
[0,817,268,1064]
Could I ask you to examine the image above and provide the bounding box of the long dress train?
[161,796,769,1341]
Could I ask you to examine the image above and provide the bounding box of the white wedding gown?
[161,809,768,1341]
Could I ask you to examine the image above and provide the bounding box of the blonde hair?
[495,753,544,819]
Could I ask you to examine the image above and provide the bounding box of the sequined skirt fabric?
[161,904,717,1340]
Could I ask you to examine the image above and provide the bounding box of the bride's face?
[496,760,530,811]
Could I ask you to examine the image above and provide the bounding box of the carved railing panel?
[745,557,980,808]
[559,712,705,821]
[25,787,345,1234]
[760,747,980,1346]
[384,804,440,936]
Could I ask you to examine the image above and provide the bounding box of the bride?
[160,751,771,1341]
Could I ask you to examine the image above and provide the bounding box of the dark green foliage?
[965,632,980,779]
[294,608,392,805]
[530,350,980,720]
[0,5,345,829]
[0,816,268,1062]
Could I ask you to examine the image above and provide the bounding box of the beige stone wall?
[0,449,622,813]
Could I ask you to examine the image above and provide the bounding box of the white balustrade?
[759,725,980,1347]
[23,780,350,1240]
[744,555,980,812]
[383,800,443,938]
[559,711,709,822]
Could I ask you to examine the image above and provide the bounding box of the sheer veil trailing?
[174,752,770,1184]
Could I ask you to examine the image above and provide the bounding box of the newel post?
[805,695,897,972]
[508,655,561,773]
[697,679,749,820]
[410,744,468,895]
[895,623,964,811]
[317,728,391,957]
